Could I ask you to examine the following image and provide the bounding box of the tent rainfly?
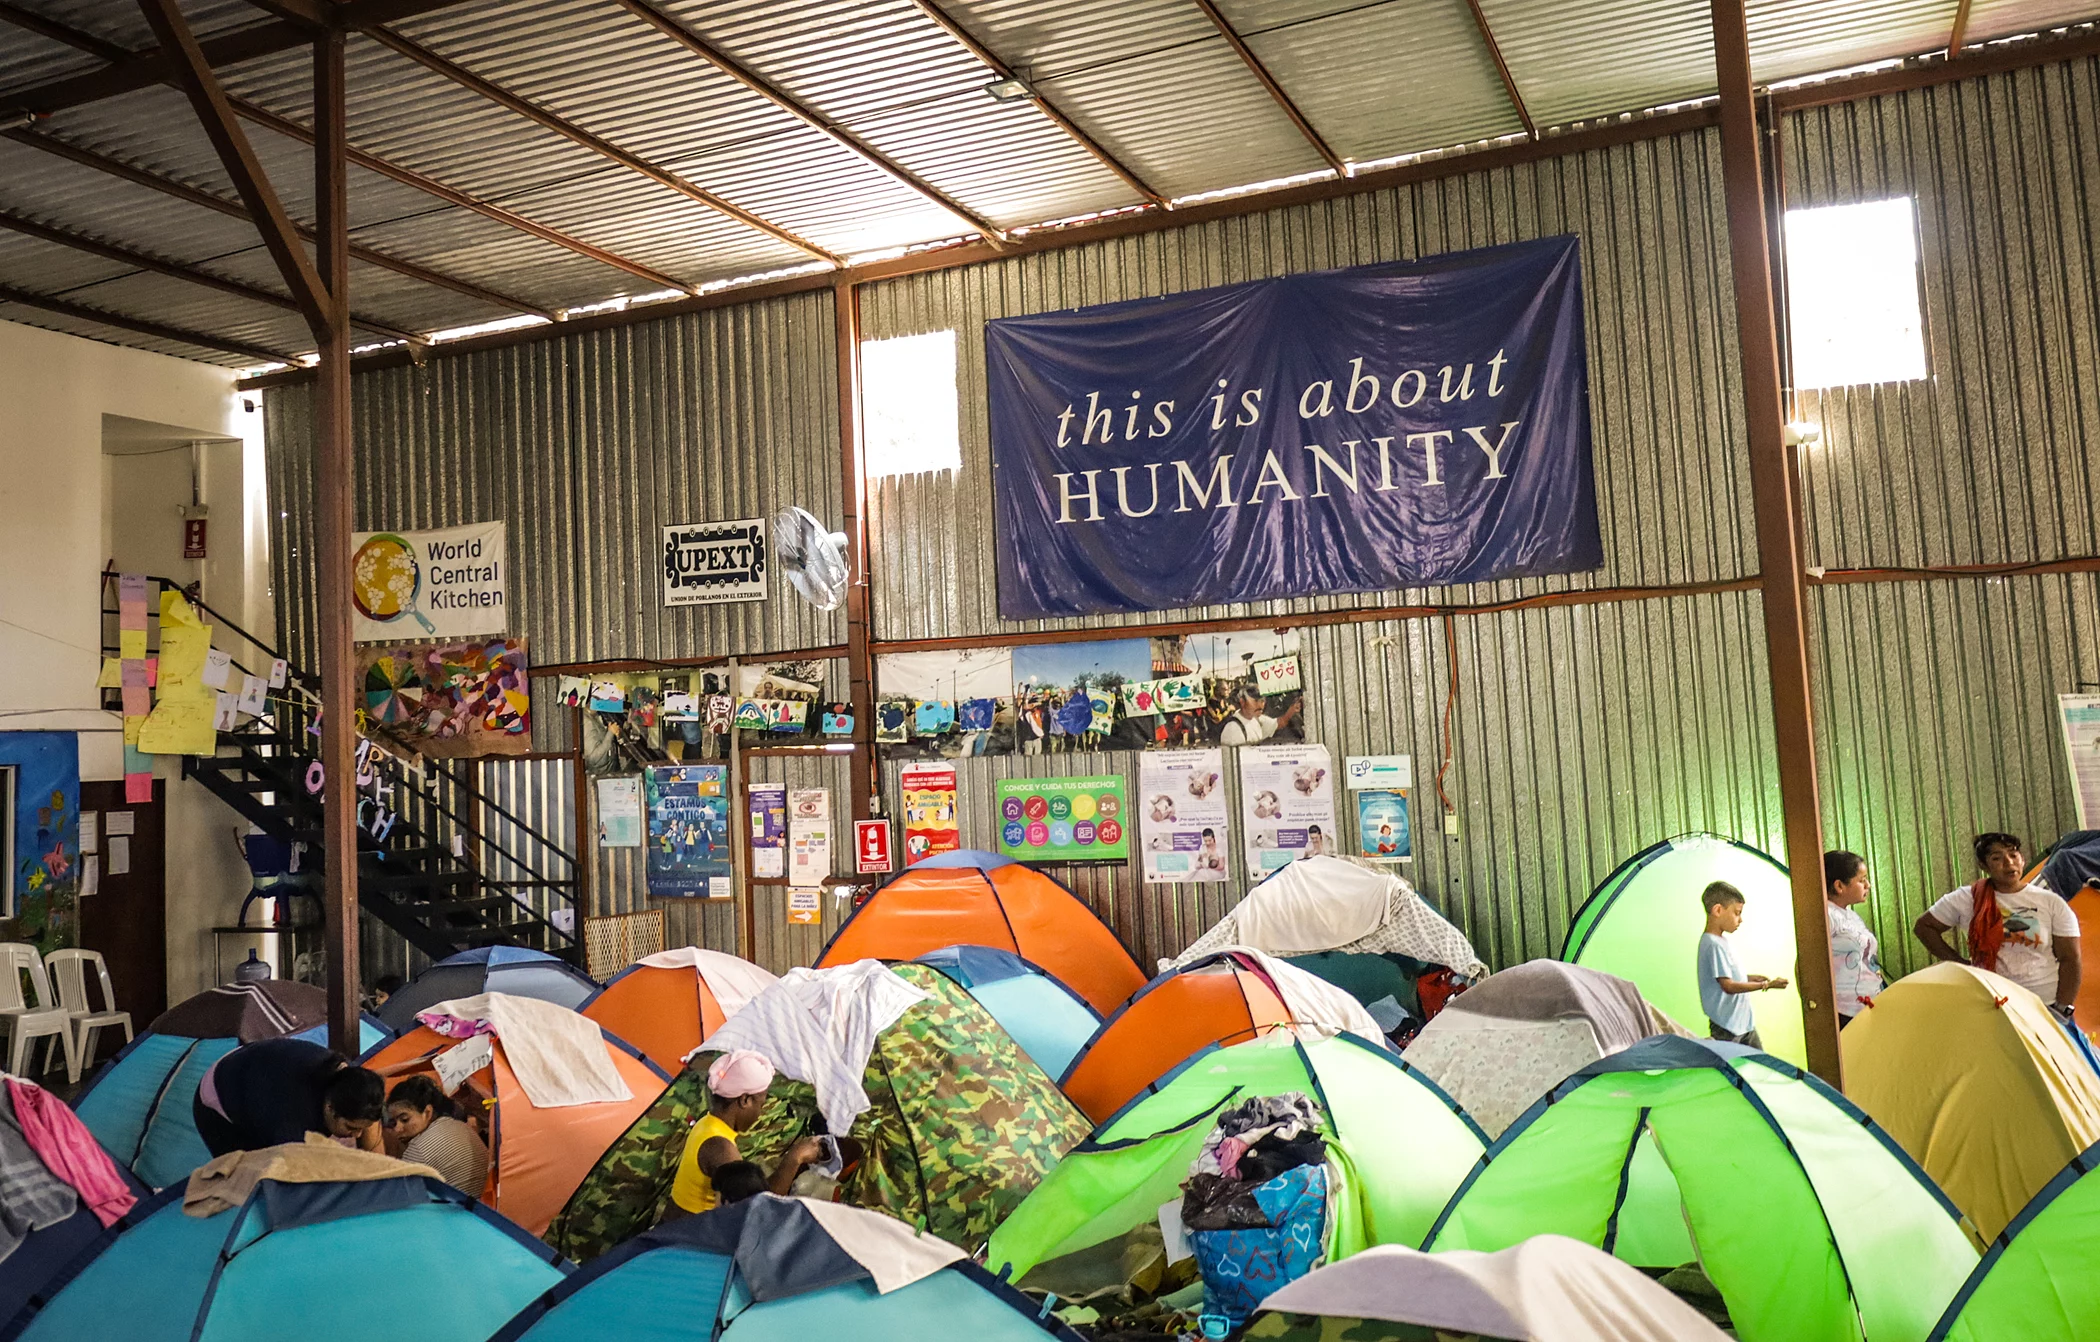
[1929,1141,2100,1341]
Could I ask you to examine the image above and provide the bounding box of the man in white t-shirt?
[1218,685,1302,747]
[1915,831,2082,1015]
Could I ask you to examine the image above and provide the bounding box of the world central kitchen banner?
[985,237,1601,618]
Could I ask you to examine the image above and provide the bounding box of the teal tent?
[1424,1036,1977,1342]
[912,944,1102,1078]
[3,1175,564,1342]
[1931,1142,2100,1340]
[1562,834,1804,1065]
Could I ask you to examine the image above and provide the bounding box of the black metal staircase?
[101,573,582,968]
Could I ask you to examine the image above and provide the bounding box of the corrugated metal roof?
[0,0,2089,359]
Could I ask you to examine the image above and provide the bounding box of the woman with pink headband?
[664,1049,823,1217]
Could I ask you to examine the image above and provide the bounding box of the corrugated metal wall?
[264,56,2100,986]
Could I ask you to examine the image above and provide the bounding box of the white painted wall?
[0,317,275,1002]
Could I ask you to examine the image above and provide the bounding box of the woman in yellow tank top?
[667,1050,823,1214]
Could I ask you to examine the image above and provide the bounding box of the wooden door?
[78,779,168,1036]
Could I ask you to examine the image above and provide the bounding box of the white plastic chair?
[0,942,78,1083]
[45,948,132,1075]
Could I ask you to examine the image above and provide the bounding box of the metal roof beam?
[1,127,556,319]
[608,0,1007,246]
[0,280,296,361]
[0,206,421,341]
[1190,0,1345,175]
[904,0,1167,207]
[136,0,333,338]
[0,0,127,60]
[1460,0,1535,139]
[367,26,844,264]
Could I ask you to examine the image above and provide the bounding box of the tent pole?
[1709,0,1841,1085]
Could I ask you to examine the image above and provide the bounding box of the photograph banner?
[357,638,531,757]
[644,764,730,898]
[987,238,1600,617]
[352,521,506,641]
[663,518,767,606]
[1239,743,1336,876]
[1138,749,1229,884]
[899,763,959,865]
[996,775,1127,862]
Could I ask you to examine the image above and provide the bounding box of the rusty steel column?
[1710,0,1841,1085]
[314,28,361,1055]
[834,277,876,826]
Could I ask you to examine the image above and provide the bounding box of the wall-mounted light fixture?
[983,75,1034,104]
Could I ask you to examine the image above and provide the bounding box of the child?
[1698,881,1788,1047]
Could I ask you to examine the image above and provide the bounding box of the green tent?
[1562,833,1805,1065]
[986,1032,1487,1286]
[546,961,1091,1263]
[1931,1141,2100,1340]
[1425,1036,1977,1342]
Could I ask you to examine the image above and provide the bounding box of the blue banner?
[986,236,1601,618]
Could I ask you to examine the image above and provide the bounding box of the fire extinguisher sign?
[854,819,892,874]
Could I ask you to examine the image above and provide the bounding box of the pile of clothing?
[1,1075,136,1258]
[1181,1093,1330,1328]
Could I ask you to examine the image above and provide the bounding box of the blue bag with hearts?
[1189,1162,1328,1325]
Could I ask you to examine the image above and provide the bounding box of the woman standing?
[1825,850,1885,1027]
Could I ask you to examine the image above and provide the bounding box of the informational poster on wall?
[788,788,831,887]
[787,885,821,925]
[2061,695,2100,829]
[1345,754,1411,863]
[352,521,507,642]
[1137,749,1229,884]
[644,764,730,898]
[749,782,787,878]
[996,775,1128,862]
[595,776,641,848]
[663,518,767,607]
[899,763,959,865]
[1240,743,1337,876]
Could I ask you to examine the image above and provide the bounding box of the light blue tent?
[913,945,1102,1078]
[2,1175,565,1342]
[377,946,597,1032]
[75,1014,387,1190]
[492,1193,1082,1342]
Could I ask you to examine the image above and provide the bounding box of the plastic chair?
[0,942,78,1083]
[44,948,132,1075]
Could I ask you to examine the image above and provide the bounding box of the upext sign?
[664,518,767,607]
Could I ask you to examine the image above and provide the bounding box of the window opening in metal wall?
[1783,197,1929,389]
[861,330,962,478]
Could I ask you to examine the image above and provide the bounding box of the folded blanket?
[420,992,631,1108]
[185,1134,439,1218]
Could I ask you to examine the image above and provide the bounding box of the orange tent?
[1060,953,1297,1123]
[365,1021,668,1236]
[580,963,736,1074]
[816,851,1144,1015]
[2074,887,2100,1035]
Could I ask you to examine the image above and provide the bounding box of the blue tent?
[912,945,1102,1077]
[0,1097,151,1326]
[492,1193,1083,1342]
[2,1175,566,1342]
[75,1015,387,1190]
[377,946,597,1033]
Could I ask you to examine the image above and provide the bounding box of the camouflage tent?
[545,962,1092,1263]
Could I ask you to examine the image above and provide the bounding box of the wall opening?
[861,330,961,478]
[1784,197,1929,389]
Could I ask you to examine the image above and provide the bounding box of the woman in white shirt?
[1823,850,1884,1028]
[1915,831,2082,1016]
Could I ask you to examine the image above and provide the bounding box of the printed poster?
[1138,749,1229,884]
[644,764,730,897]
[996,775,1127,861]
[787,885,821,925]
[1355,791,1411,862]
[357,638,531,757]
[789,788,832,887]
[2062,695,2100,830]
[749,782,787,879]
[352,521,507,641]
[1239,743,1337,876]
[595,776,642,848]
[663,517,767,607]
[899,762,959,866]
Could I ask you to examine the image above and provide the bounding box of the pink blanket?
[6,1077,136,1227]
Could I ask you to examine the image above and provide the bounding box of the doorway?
[78,779,168,1046]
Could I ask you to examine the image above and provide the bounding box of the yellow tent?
[1842,962,2100,1243]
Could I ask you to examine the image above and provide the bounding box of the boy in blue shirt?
[1698,881,1788,1048]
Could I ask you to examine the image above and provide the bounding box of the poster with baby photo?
[1239,743,1336,877]
[1137,748,1230,884]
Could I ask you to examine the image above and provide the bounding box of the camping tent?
[1249,1236,1727,1342]
[988,1033,1487,1286]
[1174,857,1487,981]
[1403,960,1689,1135]
[2,1175,565,1342]
[0,1085,149,1326]
[547,961,1092,1263]
[1929,1142,2100,1341]
[578,949,777,1074]
[912,945,1101,1079]
[1424,1036,1977,1342]
[363,1014,669,1236]
[816,851,1145,1014]
[1560,834,1804,1065]
[1841,963,2100,1242]
[494,1193,1083,1342]
[74,984,387,1189]
[1059,951,1383,1124]
[376,945,597,1032]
